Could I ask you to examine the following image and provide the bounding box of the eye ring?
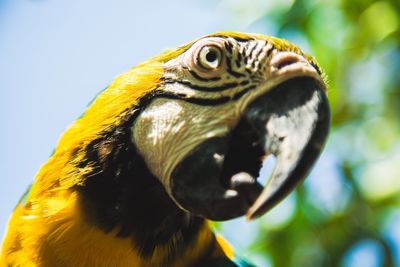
[197,45,223,70]
[187,38,226,79]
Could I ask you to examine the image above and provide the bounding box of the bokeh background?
[1,0,399,266]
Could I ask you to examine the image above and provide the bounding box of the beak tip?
[245,197,271,220]
[245,209,256,220]
[245,211,256,220]
[246,206,266,220]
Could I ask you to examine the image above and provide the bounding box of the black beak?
[244,77,330,219]
[170,77,330,221]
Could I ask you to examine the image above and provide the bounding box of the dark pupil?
[205,50,218,62]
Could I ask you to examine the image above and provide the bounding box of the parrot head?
[131,32,330,221]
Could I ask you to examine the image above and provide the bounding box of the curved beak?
[244,77,330,219]
[170,76,330,221]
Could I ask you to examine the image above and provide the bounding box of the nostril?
[274,57,299,69]
[271,52,305,70]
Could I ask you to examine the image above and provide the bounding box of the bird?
[0,32,330,267]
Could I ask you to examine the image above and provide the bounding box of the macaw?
[1,32,330,267]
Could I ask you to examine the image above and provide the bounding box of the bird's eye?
[197,46,222,70]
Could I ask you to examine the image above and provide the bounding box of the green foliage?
[220,1,400,266]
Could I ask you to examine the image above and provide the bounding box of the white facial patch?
[132,98,240,192]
